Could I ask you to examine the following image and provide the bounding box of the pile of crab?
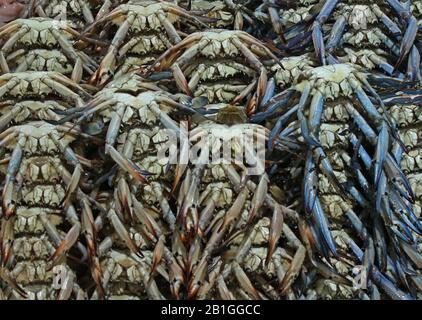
[0,0,421,300]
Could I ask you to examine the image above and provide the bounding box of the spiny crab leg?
[1,27,29,53]
[107,145,150,184]
[107,208,143,258]
[151,33,202,70]
[0,52,9,73]
[310,0,340,65]
[2,135,25,218]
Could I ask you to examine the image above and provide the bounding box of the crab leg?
[105,107,125,149]
[61,164,82,209]
[2,136,24,218]
[395,18,418,69]
[0,52,9,73]
[303,152,318,216]
[48,223,81,268]
[279,245,306,295]
[311,0,340,65]
[217,275,235,300]
[233,262,261,299]
[325,16,346,51]
[107,208,142,258]
[1,27,28,53]
[172,63,192,96]
[247,174,268,225]
[156,12,182,44]
[108,145,149,184]
[152,34,202,70]
[407,46,421,82]
[266,204,284,265]
[232,37,267,104]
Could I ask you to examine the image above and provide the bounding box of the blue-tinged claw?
[353,86,383,123]
[308,92,324,132]
[399,240,422,269]
[260,77,275,109]
[326,53,340,65]
[326,16,346,51]
[250,89,294,123]
[376,9,402,38]
[313,147,348,199]
[267,105,299,149]
[371,268,414,300]
[311,22,325,65]
[385,154,415,203]
[312,198,337,257]
[298,112,320,148]
[350,134,372,168]
[388,252,411,290]
[373,215,388,271]
[395,16,417,69]
[367,73,410,89]
[392,220,414,244]
[344,103,377,143]
[377,61,395,76]
[316,0,340,22]
[382,89,422,105]
[390,190,422,235]
[385,0,410,18]
[277,126,303,150]
[297,84,321,147]
[345,210,369,240]
[303,152,318,215]
[343,233,413,299]
[406,46,421,82]
[375,173,387,214]
[344,183,369,208]
[373,122,389,186]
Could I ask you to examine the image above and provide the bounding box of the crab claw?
[108,145,151,184]
[246,174,268,225]
[266,205,284,265]
[233,262,261,299]
[303,153,318,215]
[188,257,207,299]
[61,164,82,210]
[373,122,389,187]
[90,257,105,299]
[218,188,248,232]
[148,235,165,285]
[108,208,143,258]
[279,245,306,295]
[117,178,133,222]
[172,64,192,96]
[312,22,325,65]
[91,51,116,86]
[0,267,26,298]
[48,223,81,269]
[395,16,417,69]
[312,198,337,257]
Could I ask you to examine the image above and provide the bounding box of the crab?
[0,122,97,299]
[147,104,305,300]
[0,18,98,80]
[85,0,209,85]
[67,85,198,298]
[270,54,315,89]
[285,0,419,77]
[152,29,281,113]
[0,71,90,107]
[251,63,416,273]
[29,0,109,28]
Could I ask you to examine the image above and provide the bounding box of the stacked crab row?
[0,0,420,300]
